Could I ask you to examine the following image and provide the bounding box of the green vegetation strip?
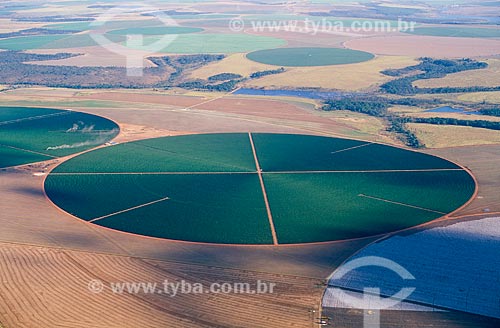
[246,47,374,67]
[406,27,500,38]
[107,26,204,35]
[130,34,286,54]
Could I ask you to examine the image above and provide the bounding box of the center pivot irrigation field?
[0,106,119,168]
[246,47,375,67]
[45,133,475,245]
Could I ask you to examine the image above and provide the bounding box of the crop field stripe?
[248,133,278,245]
[264,169,465,174]
[358,194,447,215]
[89,197,171,223]
[128,141,252,172]
[0,143,58,159]
[0,111,71,126]
[48,169,465,176]
[330,142,373,154]
[48,172,257,175]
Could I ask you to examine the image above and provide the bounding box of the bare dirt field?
[427,144,500,216]
[26,46,159,68]
[345,35,500,57]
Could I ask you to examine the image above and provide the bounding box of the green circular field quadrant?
[0,106,119,168]
[44,133,475,245]
[246,47,375,67]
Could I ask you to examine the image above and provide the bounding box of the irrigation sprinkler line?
[0,143,58,159]
[358,194,447,215]
[0,110,71,126]
[330,142,373,154]
[49,171,256,176]
[264,168,465,174]
[48,168,465,176]
[248,132,279,245]
[89,197,170,223]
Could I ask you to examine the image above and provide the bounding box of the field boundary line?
[49,171,256,175]
[49,169,465,176]
[248,132,279,245]
[358,194,446,215]
[0,110,71,126]
[0,143,58,159]
[264,168,464,174]
[183,87,241,110]
[89,197,170,223]
[330,142,373,154]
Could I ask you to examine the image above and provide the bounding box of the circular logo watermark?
[89,2,179,76]
[88,279,104,294]
[329,256,416,309]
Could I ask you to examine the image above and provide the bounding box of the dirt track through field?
[249,132,278,245]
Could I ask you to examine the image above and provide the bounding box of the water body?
[425,106,481,115]
[234,88,353,99]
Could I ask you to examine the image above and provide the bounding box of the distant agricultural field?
[406,26,500,38]
[0,31,286,54]
[135,34,286,54]
[45,133,475,245]
[0,106,119,168]
[246,47,374,67]
[107,26,204,35]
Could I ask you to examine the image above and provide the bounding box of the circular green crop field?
[45,133,475,245]
[246,47,375,66]
[0,106,119,168]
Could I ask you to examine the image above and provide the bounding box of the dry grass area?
[414,59,500,89]
[345,35,500,57]
[189,53,276,80]
[405,111,500,122]
[190,52,416,91]
[408,123,500,148]
[244,56,417,91]
[458,91,500,104]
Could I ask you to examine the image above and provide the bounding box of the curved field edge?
[44,133,476,245]
[0,106,119,168]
